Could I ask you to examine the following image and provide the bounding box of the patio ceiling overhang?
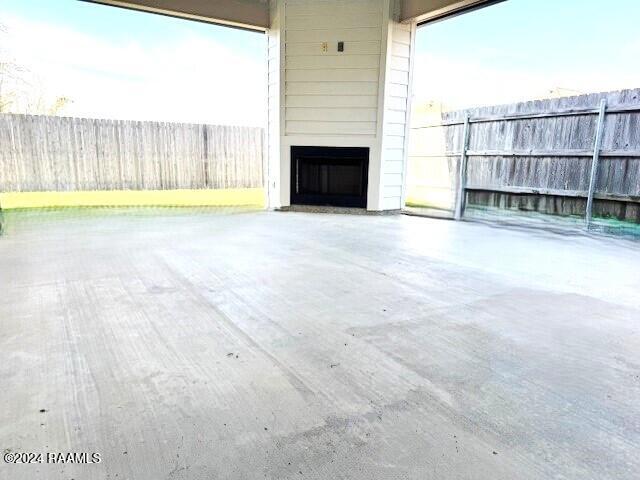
[82,0,501,31]
[81,0,271,32]
[401,0,505,24]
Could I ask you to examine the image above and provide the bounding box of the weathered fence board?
[407,88,640,223]
[0,114,264,192]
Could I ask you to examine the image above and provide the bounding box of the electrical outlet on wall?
[321,42,328,53]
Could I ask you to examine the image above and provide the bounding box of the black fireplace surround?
[290,146,369,208]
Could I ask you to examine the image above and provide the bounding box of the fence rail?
[407,88,640,225]
[412,104,640,128]
[0,114,264,193]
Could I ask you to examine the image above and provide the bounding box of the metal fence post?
[454,114,471,220]
[585,99,607,227]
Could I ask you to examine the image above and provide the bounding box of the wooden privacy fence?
[0,114,264,192]
[407,88,640,225]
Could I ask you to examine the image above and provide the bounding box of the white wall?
[268,0,417,210]
[380,17,416,210]
[267,0,283,207]
[284,0,383,137]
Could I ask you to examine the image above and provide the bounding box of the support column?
[266,0,417,211]
[585,99,607,227]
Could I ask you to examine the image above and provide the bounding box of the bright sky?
[0,0,267,125]
[2,0,639,121]
[414,0,640,110]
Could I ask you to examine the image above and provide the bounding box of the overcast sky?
[2,0,640,121]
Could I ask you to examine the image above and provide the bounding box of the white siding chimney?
[267,0,417,211]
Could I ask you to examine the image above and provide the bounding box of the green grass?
[0,188,265,210]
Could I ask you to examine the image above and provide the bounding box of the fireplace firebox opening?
[290,146,369,208]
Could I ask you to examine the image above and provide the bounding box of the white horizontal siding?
[286,95,378,108]
[268,0,282,207]
[286,121,376,136]
[380,21,414,210]
[393,28,411,45]
[384,160,404,174]
[391,42,410,57]
[382,135,404,149]
[384,173,403,187]
[383,185,403,197]
[286,82,378,96]
[383,123,406,136]
[389,69,409,85]
[286,54,379,70]
[388,83,407,98]
[287,27,381,43]
[268,1,419,210]
[386,96,408,112]
[286,68,379,82]
[286,13,381,30]
[282,0,384,138]
[382,196,402,210]
[287,41,381,56]
[385,110,407,124]
[390,56,410,71]
[382,148,404,162]
[286,107,377,122]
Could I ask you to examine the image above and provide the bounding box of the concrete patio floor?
[1,208,639,480]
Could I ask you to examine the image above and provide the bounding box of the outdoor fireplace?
[290,146,369,208]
